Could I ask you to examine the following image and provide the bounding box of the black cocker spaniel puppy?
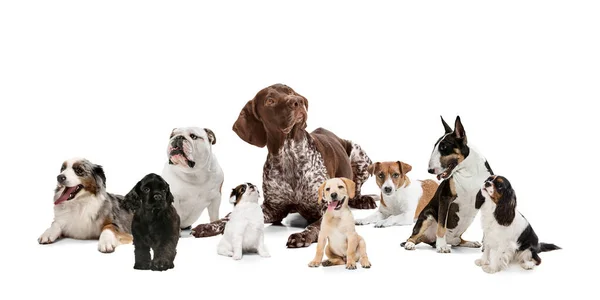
[123,173,180,271]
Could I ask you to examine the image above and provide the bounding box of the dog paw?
[360,259,371,268]
[308,260,321,268]
[38,230,59,244]
[258,251,271,258]
[151,259,173,271]
[98,231,118,253]
[436,244,452,253]
[461,240,482,248]
[134,261,152,270]
[403,241,416,250]
[354,219,369,226]
[349,195,377,210]
[191,223,223,238]
[346,262,357,270]
[286,231,316,248]
[374,220,390,228]
[475,259,489,267]
[482,265,498,274]
[521,260,536,270]
[232,253,242,260]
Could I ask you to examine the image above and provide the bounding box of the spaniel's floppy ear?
[340,177,356,199]
[166,183,174,205]
[123,180,142,212]
[441,115,452,134]
[494,187,516,226]
[397,161,412,175]
[317,181,326,204]
[232,99,267,148]
[204,128,216,145]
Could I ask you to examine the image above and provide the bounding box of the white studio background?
[0,1,597,299]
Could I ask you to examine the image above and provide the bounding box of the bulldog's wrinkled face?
[167,127,216,169]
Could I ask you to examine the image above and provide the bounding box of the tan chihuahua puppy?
[308,177,371,270]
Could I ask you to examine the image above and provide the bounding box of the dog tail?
[539,243,561,252]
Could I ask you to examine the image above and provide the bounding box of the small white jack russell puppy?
[356,161,438,227]
[217,182,270,260]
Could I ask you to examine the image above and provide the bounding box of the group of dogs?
[38,84,560,274]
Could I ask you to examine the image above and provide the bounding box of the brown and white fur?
[356,161,438,227]
[191,84,378,248]
[308,178,371,270]
[38,158,133,253]
[401,116,493,253]
[475,175,560,274]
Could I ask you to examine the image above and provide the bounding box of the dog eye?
[440,144,447,151]
[74,167,84,175]
[378,173,384,179]
[338,185,344,189]
[142,187,150,193]
[190,134,198,140]
[265,98,276,106]
[325,187,330,191]
[392,173,400,178]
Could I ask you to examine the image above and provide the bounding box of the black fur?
[475,190,485,209]
[517,223,561,265]
[492,176,517,226]
[124,173,180,272]
[484,160,494,175]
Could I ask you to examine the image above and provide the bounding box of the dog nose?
[330,192,338,200]
[428,168,435,174]
[383,187,392,194]
[57,174,66,183]
[153,194,163,201]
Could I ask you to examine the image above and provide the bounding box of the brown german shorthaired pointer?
[191,84,378,248]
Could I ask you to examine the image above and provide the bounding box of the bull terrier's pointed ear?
[441,116,452,134]
[233,99,267,148]
[454,116,466,140]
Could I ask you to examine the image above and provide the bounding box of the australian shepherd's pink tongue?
[54,186,78,205]
[327,201,339,212]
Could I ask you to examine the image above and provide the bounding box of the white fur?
[38,158,124,253]
[356,178,422,227]
[428,133,450,174]
[477,188,536,273]
[161,127,224,229]
[434,145,490,253]
[217,187,269,260]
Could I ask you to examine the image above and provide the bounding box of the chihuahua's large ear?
[340,177,356,199]
[397,161,412,175]
[317,181,326,204]
[232,99,267,148]
[454,116,467,141]
[123,181,142,212]
[494,187,516,226]
[441,116,452,134]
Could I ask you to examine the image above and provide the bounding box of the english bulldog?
[161,127,224,230]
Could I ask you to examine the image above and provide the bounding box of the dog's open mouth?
[169,153,196,168]
[327,197,346,212]
[54,185,83,205]
[437,162,457,180]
